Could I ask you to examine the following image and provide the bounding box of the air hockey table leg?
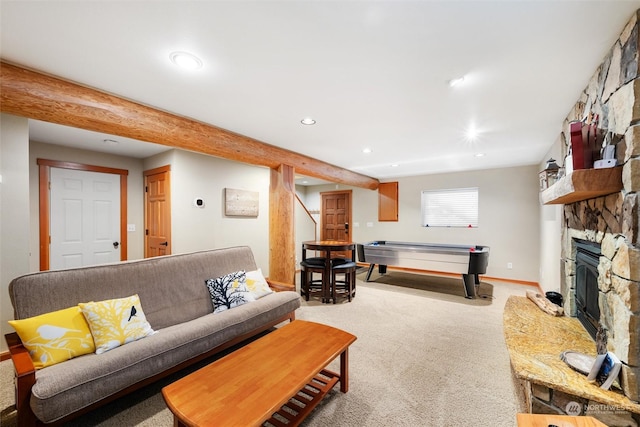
[365,264,389,282]
[365,264,375,282]
[462,274,477,299]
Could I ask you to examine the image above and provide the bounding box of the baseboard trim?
[0,351,10,362]
[482,275,541,290]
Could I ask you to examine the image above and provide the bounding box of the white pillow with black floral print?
[205,270,255,314]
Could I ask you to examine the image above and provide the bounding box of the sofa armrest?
[5,332,37,414]
[266,278,295,292]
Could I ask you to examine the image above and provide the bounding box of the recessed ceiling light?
[466,125,479,141]
[475,153,485,157]
[362,148,372,154]
[449,76,466,87]
[169,51,203,70]
[391,164,399,167]
[301,117,316,125]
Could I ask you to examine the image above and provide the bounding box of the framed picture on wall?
[224,188,259,217]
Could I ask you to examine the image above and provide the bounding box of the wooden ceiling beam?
[0,62,379,190]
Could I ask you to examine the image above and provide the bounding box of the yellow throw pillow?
[79,294,155,354]
[8,306,95,369]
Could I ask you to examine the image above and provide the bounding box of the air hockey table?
[359,241,490,298]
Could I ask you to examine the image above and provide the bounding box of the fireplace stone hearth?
[504,296,640,425]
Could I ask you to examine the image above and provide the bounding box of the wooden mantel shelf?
[540,167,623,205]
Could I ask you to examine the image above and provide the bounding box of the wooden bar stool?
[300,258,330,302]
[331,259,356,303]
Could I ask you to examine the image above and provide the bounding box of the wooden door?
[320,190,352,243]
[144,166,171,258]
[50,168,121,269]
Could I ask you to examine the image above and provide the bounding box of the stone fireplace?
[502,11,640,424]
[554,10,640,402]
[562,193,640,401]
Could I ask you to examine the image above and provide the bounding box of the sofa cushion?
[79,294,156,354]
[8,306,95,369]
[29,291,301,424]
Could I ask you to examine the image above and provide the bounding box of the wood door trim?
[319,190,352,242]
[144,165,171,176]
[37,158,128,271]
[36,159,129,175]
[38,164,50,271]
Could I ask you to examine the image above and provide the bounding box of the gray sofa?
[5,246,301,426]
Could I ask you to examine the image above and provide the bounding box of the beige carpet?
[0,272,532,426]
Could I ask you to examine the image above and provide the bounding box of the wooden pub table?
[162,320,357,427]
[302,240,356,303]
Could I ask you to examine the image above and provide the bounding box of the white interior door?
[50,168,121,269]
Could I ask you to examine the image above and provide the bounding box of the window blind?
[421,187,478,228]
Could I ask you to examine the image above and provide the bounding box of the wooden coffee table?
[516,413,607,426]
[162,320,357,427]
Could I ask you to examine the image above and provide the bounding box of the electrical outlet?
[507,262,513,269]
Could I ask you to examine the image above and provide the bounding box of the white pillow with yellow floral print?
[8,306,95,369]
[79,294,155,354]
[244,268,273,299]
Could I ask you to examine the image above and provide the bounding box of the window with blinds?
[421,187,479,228]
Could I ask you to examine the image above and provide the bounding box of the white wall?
[144,150,272,274]
[1,114,31,353]
[304,165,541,283]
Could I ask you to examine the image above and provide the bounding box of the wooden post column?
[269,164,296,288]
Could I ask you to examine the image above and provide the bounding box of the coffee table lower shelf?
[264,369,339,427]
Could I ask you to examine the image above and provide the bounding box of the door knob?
[113,242,119,248]
[160,242,168,246]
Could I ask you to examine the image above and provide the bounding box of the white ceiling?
[2,1,639,184]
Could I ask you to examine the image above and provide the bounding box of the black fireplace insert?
[575,239,601,340]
